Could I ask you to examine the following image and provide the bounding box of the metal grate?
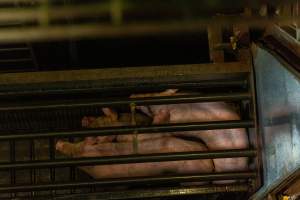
[0,71,260,199]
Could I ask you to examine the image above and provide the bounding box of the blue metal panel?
[251,45,300,199]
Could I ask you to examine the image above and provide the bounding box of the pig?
[130,89,249,173]
[81,107,168,142]
[81,108,120,143]
[56,89,248,181]
[56,136,214,179]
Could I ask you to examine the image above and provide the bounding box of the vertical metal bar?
[49,138,56,196]
[130,103,138,154]
[69,137,76,194]
[10,140,16,198]
[110,0,122,26]
[30,139,36,198]
[248,58,262,191]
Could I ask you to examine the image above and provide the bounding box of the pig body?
[132,91,249,173]
[56,89,249,180]
[81,108,163,142]
[56,136,214,179]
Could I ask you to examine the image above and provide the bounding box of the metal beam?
[0,79,248,97]
[0,92,251,110]
[55,184,250,199]
[0,172,256,193]
[0,17,298,43]
[0,120,254,140]
[0,149,257,169]
[0,62,250,85]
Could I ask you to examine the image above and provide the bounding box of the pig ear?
[102,107,118,121]
[153,109,170,124]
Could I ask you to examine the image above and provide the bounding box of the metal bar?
[0,92,251,111]
[0,172,256,193]
[265,25,300,58]
[0,3,110,23]
[0,47,29,52]
[0,120,254,140]
[29,139,36,197]
[49,138,55,181]
[0,149,257,169]
[0,0,294,6]
[0,6,298,27]
[0,62,249,85]
[0,17,298,43]
[248,46,263,192]
[0,58,32,63]
[0,0,44,4]
[68,137,76,194]
[49,138,56,196]
[9,140,16,198]
[55,184,250,200]
[0,80,248,97]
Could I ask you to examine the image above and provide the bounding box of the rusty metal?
[0,172,256,193]
[0,92,251,111]
[55,184,250,200]
[0,62,249,86]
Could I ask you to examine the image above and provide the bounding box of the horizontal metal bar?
[0,47,29,52]
[55,184,250,200]
[0,4,111,23]
[0,0,294,6]
[0,3,299,25]
[0,62,249,85]
[0,0,44,4]
[0,172,256,193]
[0,17,298,43]
[0,149,256,169]
[0,58,32,63]
[0,79,248,97]
[0,92,251,111]
[0,120,254,140]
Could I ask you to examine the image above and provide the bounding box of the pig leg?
[56,137,214,179]
[81,108,118,128]
[116,108,170,142]
[102,107,118,121]
[82,108,119,143]
[130,89,178,98]
[96,108,118,143]
[130,89,177,118]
